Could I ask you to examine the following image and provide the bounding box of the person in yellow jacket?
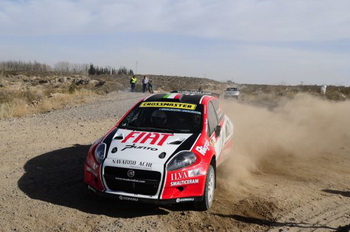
[130,75,137,92]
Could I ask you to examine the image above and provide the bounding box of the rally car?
[84,92,234,210]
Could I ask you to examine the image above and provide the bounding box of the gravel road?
[1,91,350,232]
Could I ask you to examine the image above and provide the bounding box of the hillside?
[1,72,350,119]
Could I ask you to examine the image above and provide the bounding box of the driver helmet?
[151,110,167,126]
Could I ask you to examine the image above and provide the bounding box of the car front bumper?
[87,185,204,204]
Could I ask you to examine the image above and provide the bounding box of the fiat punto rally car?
[84,92,234,210]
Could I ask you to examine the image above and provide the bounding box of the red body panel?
[84,93,234,204]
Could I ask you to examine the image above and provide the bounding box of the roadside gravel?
[1,91,350,232]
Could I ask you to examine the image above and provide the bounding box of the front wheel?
[194,165,215,211]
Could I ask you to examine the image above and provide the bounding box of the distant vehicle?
[84,92,234,210]
[224,87,240,99]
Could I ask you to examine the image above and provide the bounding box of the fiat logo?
[127,170,135,178]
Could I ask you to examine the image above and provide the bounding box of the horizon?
[2,61,346,87]
[0,0,349,86]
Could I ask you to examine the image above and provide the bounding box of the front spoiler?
[87,185,203,205]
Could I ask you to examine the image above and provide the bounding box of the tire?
[194,165,215,211]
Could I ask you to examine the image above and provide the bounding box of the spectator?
[130,75,137,92]
[148,79,154,93]
[142,76,149,93]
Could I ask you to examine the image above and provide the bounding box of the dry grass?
[36,90,95,112]
[0,99,31,119]
[0,72,226,120]
[0,72,104,119]
[0,89,96,119]
[1,72,349,120]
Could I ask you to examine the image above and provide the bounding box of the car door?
[207,100,225,159]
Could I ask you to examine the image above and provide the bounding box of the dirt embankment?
[0,91,350,232]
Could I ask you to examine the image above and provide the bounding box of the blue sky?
[1,0,350,85]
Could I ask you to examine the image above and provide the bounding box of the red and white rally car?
[84,92,234,210]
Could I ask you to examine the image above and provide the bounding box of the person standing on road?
[142,75,149,93]
[148,79,154,93]
[130,75,137,92]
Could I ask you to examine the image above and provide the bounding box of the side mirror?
[215,125,221,137]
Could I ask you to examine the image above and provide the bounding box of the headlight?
[167,151,197,171]
[94,143,106,164]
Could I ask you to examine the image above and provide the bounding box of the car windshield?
[118,103,203,133]
[227,88,238,91]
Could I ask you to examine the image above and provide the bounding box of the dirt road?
[1,91,349,231]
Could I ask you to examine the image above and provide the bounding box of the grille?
[104,166,161,196]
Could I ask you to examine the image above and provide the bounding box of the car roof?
[144,92,213,104]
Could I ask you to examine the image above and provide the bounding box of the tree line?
[87,64,133,75]
[0,60,133,76]
[0,60,51,72]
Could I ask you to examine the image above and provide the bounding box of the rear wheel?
[194,165,215,211]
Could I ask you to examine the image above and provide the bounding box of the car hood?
[102,129,198,171]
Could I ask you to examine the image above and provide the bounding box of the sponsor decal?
[121,131,173,146]
[140,101,196,110]
[170,179,199,186]
[170,171,188,181]
[176,198,195,203]
[121,144,158,151]
[119,196,139,202]
[112,159,137,165]
[139,161,153,168]
[112,159,153,168]
[171,169,201,181]
[195,140,210,156]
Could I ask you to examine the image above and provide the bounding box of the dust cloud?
[220,94,350,193]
